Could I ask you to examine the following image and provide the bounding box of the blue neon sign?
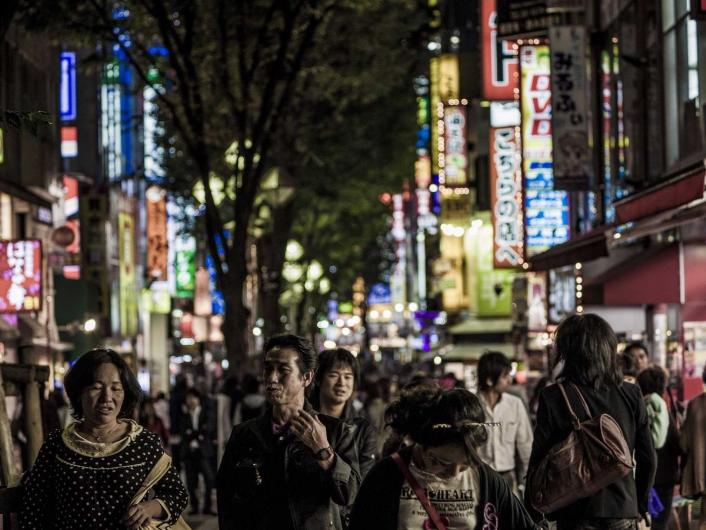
[60,52,77,121]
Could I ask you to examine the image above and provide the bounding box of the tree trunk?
[259,200,295,339]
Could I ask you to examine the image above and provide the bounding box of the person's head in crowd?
[241,373,260,395]
[637,366,667,397]
[624,341,650,374]
[477,351,512,395]
[262,334,317,407]
[312,348,359,416]
[141,397,158,420]
[184,387,202,411]
[553,313,623,390]
[385,386,489,479]
[64,348,143,423]
[619,352,639,384]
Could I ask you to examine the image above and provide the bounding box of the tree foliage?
[18,0,426,363]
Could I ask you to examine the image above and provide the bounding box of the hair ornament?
[431,423,453,429]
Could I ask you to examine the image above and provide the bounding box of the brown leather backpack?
[528,382,634,514]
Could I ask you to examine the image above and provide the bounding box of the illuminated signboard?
[144,86,165,183]
[548,266,575,324]
[496,0,561,39]
[602,50,615,223]
[520,45,569,258]
[490,127,523,268]
[118,212,138,336]
[549,26,592,190]
[0,240,42,313]
[527,271,548,331]
[60,51,77,121]
[476,225,514,317]
[60,126,78,158]
[174,236,196,299]
[429,57,441,175]
[438,54,460,101]
[490,101,521,128]
[146,186,168,281]
[482,0,519,101]
[101,61,122,181]
[391,194,406,306]
[63,175,80,279]
[442,105,468,187]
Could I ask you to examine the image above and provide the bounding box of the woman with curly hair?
[349,386,538,530]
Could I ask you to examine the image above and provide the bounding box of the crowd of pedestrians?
[13,312,706,529]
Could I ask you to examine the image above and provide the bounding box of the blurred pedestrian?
[179,387,216,515]
[526,314,656,529]
[620,352,639,384]
[153,391,170,431]
[20,348,188,529]
[680,366,706,530]
[349,386,539,530]
[140,397,170,449]
[217,375,240,464]
[365,377,392,455]
[624,341,650,375]
[216,334,360,530]
[233,373,266,424]
[477,351,533,493]
[170,375,188,472]
[638,367,682,530]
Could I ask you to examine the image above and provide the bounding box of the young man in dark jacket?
[216,334,360,530]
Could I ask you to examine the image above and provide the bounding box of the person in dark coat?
[216,334,360,530]
[311,348,378,528]
[680,366,706,529]
[526,314,656,530]
[638,367,682,530]
[179,387,216,515]
[349,385,538,530]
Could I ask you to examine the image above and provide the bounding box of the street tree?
[19,0,426,367]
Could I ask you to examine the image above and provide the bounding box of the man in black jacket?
[216,334,360,530]
[180,387,216,515]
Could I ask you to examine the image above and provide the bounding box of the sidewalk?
[184,513,218,530]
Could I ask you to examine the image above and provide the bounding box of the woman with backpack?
[349,385,538,530]
[525,314,656,530]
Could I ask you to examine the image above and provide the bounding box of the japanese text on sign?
[0,240,42,313]
[491,127,523,268]
[520,45,570,258]
[550,26,592,190]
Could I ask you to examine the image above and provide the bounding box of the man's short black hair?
[64,348,143,420]
[185,387,202,401]
[637,366,667,396]
[315,348,360,389]
[264,334,317,376]
[624,341,649,357]
[477,351,512,392]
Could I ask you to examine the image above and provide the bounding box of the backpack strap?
[391,452,447,530]
[558,383,581,428]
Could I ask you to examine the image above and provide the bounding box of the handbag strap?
[391,452,447,530]
[558,383,593,427]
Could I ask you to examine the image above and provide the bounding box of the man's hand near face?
[290,409,335,470]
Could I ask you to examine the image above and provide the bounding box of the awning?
[585,245,681,305]
[614,168,705,224]
[527,225,611,271]
[0,179,53,208]
[421,342,515,362]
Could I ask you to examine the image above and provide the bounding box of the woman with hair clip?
[349,386,538,530]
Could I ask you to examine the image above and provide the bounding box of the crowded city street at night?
[3,0,706,529]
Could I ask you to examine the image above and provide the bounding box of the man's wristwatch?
[314,446,334,461]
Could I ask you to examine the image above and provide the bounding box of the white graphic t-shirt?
[397,461,479,530]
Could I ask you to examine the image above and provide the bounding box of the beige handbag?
[130,453,192,530]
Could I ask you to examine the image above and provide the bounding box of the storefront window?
[662,0,702,166]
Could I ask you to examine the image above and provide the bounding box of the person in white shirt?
[476,352,533,494]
